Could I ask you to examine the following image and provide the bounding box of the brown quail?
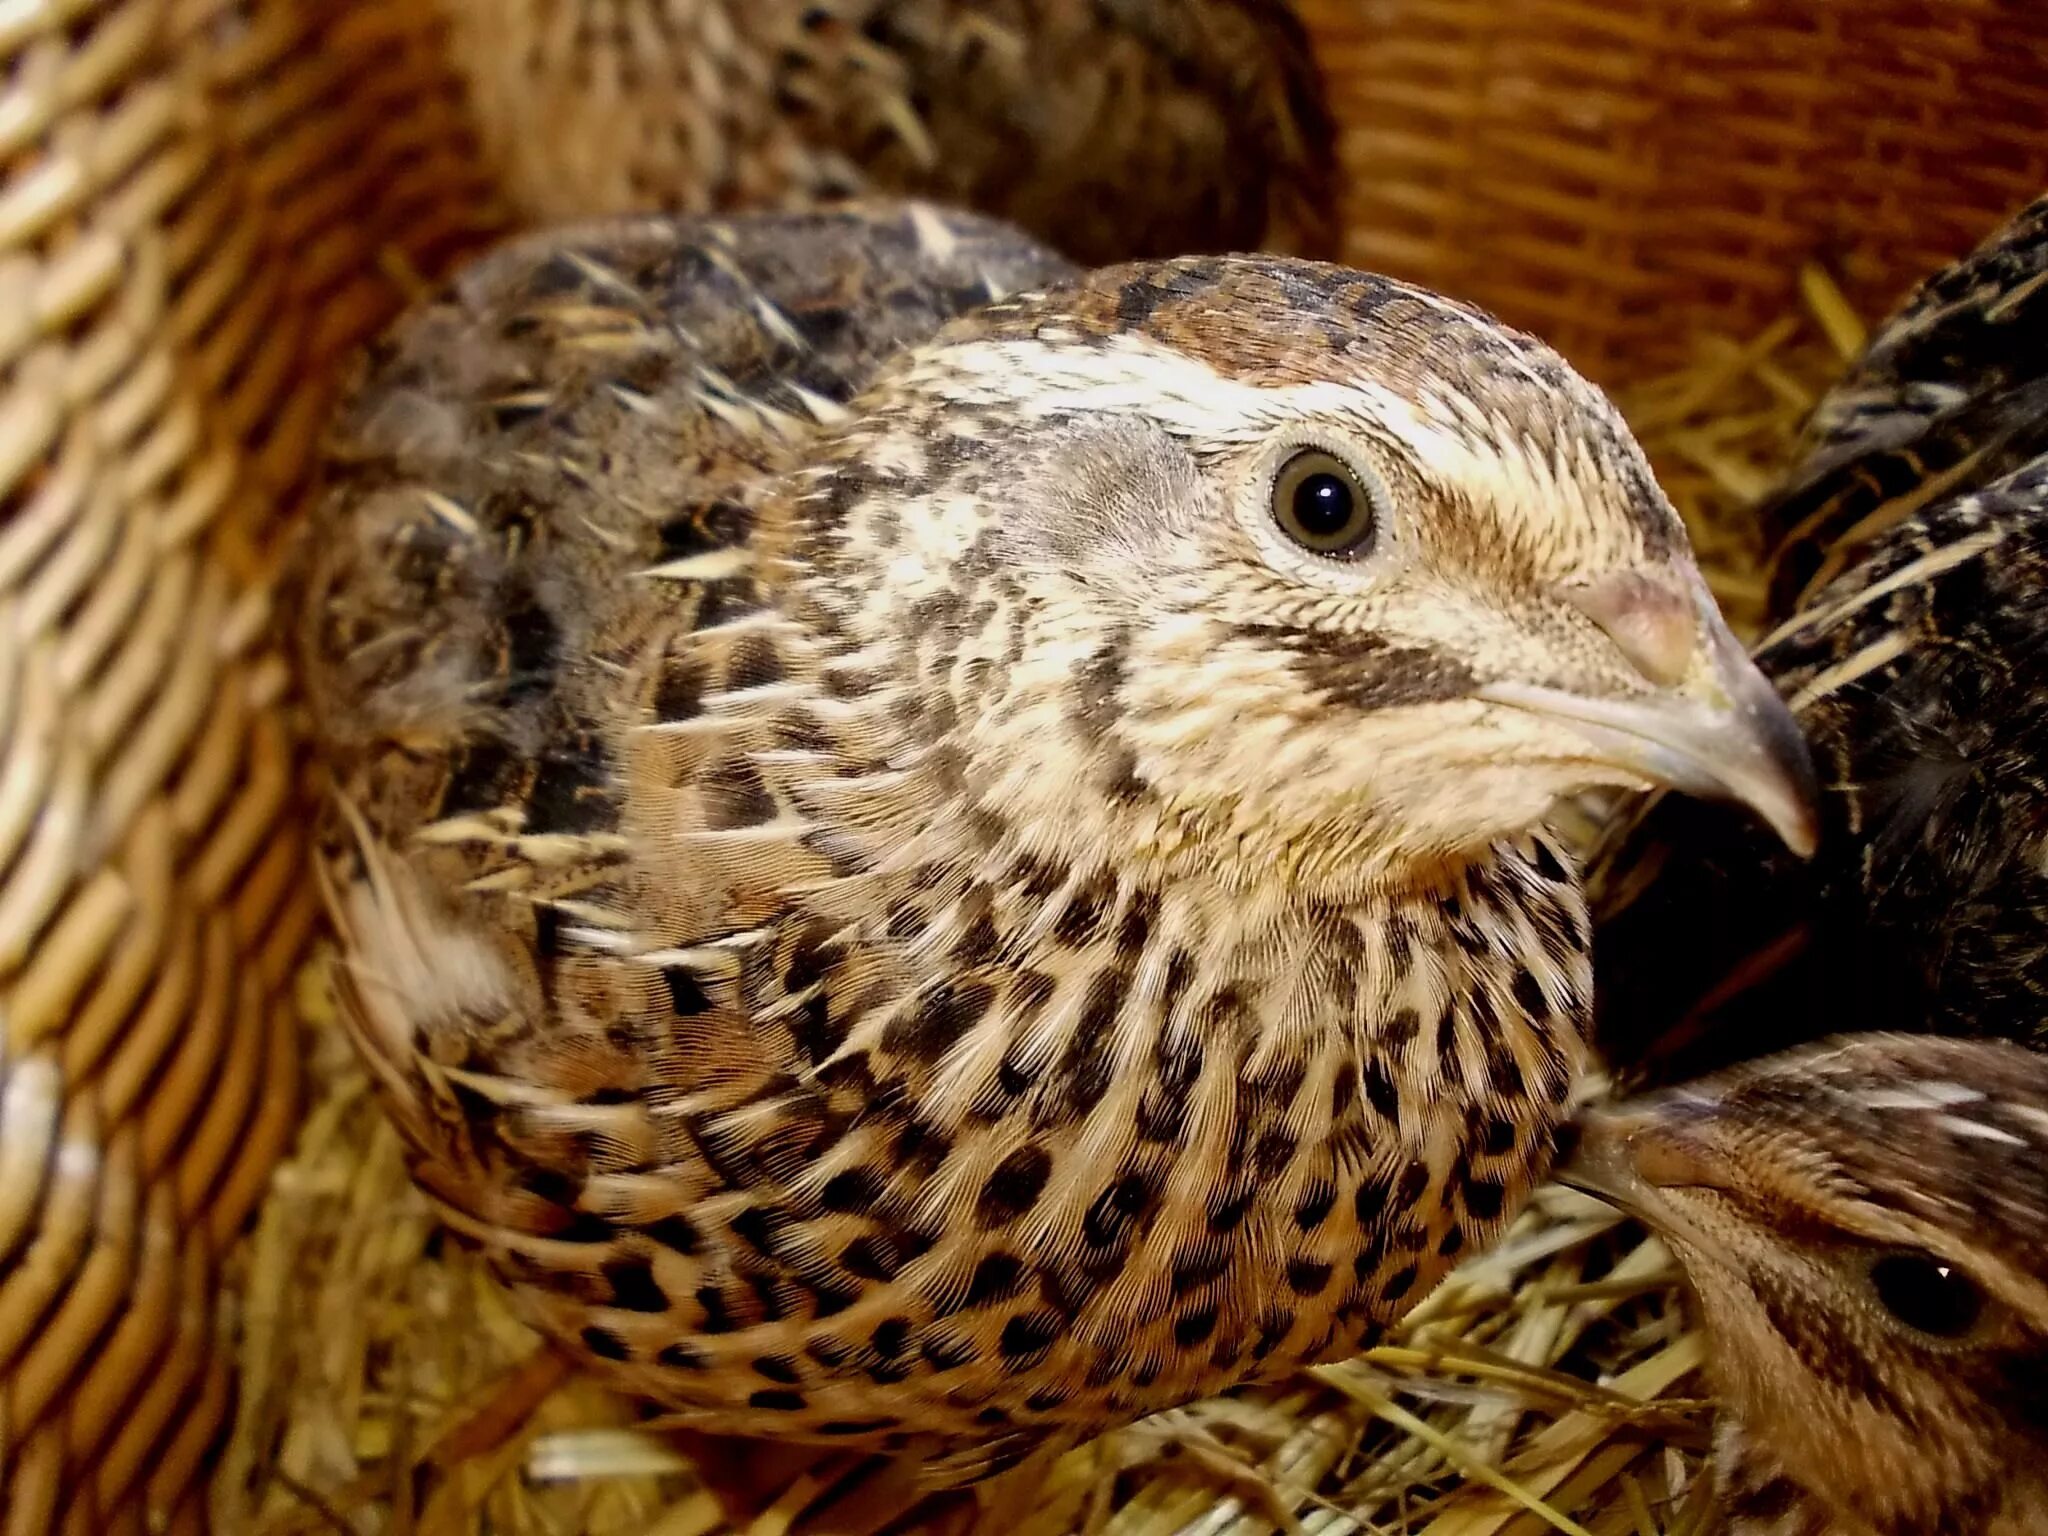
[439,0,1338,266]
[1563,1032,2048,1536]
[1590,192,2048,1084]
[290,200,1817,1489]
[1762,193,2048,619]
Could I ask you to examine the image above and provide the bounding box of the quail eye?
[1272,450,1378,559]
[1867,1251,1987,1339]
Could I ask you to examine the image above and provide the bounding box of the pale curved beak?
[1554,1096,1728,1250]
[1479,580,1822,857]
[1554,1109,1660,1213]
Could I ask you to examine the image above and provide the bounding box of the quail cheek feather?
[1563,1034,2048,1536]
[293,201,1815,1483]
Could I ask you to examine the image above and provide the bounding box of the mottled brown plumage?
[292,201,1814,1485]
[442,0,1337,266]
[1762,194,2048,619]
[1563,1034,2048,1536]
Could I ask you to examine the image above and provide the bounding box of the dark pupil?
[1870,1253,1985,1338]
[1294,472,1355,539]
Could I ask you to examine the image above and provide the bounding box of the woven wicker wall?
[1297,0,2048,380]
[0,2,499,1528]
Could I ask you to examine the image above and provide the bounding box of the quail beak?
[1478,570,1821,857]
[1555,1101,1724,1247]
[1554,1109,1664,1219]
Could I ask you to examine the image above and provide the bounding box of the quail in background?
[1589,192,2048,1085]
[1763,193,2048,617]
[1562,1033,2048,1536]
[292,200,1815,1486]
[438,0,1337,267]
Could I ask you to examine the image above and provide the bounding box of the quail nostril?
[1563,569,1698,687]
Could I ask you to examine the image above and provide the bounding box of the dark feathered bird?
[1763,194,2048,617]
[1589,193,2048,1085]
[1563,1033,2048,1536]
[291,201,1813,1489]
[440,0,1338,267]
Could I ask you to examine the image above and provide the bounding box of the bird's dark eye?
[1868,1251,1987,1339]
[1272,450,1378,559]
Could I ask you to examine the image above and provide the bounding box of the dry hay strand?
[211,271,1867,1536]
[1620,263,1868,644]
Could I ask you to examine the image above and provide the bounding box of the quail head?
[1562,1033,2048,1536]
[293,200,1816,1485]
[1590,191,2048,1085]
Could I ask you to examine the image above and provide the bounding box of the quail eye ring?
[1273,447,1380,559]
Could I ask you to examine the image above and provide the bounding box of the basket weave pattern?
[1298,0,2048,381]
[0,2,498,1527]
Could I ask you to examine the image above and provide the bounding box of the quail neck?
[1563,1034,2048,1536]
[297,203,1816,1480]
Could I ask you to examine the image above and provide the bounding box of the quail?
[439,0,1337,267]
[1589,192,2048,1084]
[1561,1032,2048,1536]
[291,199,1817,1487]
[1762,193,2048,619]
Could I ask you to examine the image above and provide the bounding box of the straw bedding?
[207,273,1865,1536]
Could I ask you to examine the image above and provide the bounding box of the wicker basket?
[1,2,2043,1531]
[0,4,498,1529]
[1297,0,2048,379]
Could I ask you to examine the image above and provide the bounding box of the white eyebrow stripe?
[917,332,1422,439]
[913,334,1640,541]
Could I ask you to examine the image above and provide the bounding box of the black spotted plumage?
[1590,192,2048,1086]
[295,200,1812,1486]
